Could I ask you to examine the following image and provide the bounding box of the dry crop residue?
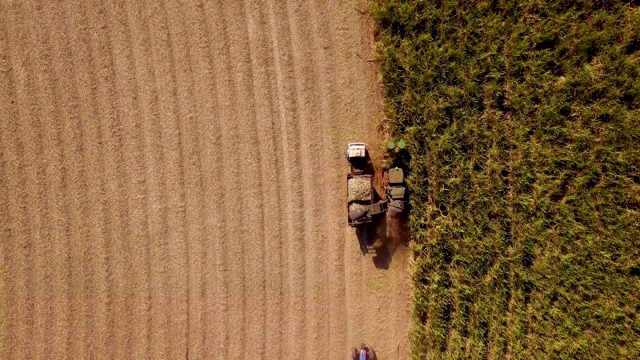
[348,176,372,202]
[0,1,410,359]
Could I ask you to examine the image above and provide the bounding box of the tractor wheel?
[351,347,358,360]
[367,347,377,360]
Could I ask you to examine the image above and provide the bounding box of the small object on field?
[386,139,406,153]
[351,343,377,360]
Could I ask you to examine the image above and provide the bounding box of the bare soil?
[0,1,410,359]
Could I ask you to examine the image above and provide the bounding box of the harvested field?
[0,0,410,359]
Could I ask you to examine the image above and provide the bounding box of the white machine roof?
[347,143,366,158]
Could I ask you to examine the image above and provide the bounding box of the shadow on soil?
[356,212,410,269]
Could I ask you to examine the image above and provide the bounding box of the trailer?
[347,174,387,227]
[346,142,388,227]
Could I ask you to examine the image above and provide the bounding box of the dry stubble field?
[0,1,410,359]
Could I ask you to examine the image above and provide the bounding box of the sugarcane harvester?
[346,143,388,226]
[385,167,407,217]
[384,140,409,217]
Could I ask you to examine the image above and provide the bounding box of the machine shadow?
[372,214,410,269]
[355,209,410,269]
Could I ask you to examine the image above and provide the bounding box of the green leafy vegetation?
[372,1,640,358]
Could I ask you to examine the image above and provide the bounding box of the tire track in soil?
[4,5,46,358]
[86,3,135,358]
[179,2,226,357]
[131,1,174,357]
[284,2,329,358]
[0,107,8,358]
[306,0,349,354]
[63,2,110,356]
[127,1,176,357]
[315,1,364,350]
[244,2,286,358]
[0,11,28,358]
[146,1,190,357]
[187,1,228,358]
[79,2,113,352]
[332,16,366,356]
[0,19,11,356]
[226,1,268,357]
[29,4,73,357]
[158,2,192,356]
[266,1,307,358]
[103,1,152,357]
[76,3,118,357]
[209,1,245,358]
[198,1,232,357]
[216,2,273,357]
[41,3,88,358]
[322,0,366,351]
[162,1,207,357]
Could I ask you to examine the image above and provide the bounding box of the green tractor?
[385,167,406,217]
[351,343,377,360]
